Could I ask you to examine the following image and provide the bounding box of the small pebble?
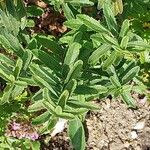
[133,121,145,130]
[131,131,138,139]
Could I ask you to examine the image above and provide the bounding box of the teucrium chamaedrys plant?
[0,0,150,150]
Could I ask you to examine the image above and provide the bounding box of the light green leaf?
[102,51,118,70]
[110,75,121,88]
[103,2,118,33]
[64,19,82,30]
[0,84,13,105]
[64,107,88,115]
[43,100,56,115]
[102,33,119,46]
[64,42,81,66]
[32,111,51,125]
[65,79,77,96]
[28,100,45,112]
[22,50,32,70]
[30,64,58,87]
[0,53,15,67]
[31,141,40,150]
[43,88,56,107]
[32,75,58,97]
[77,14,109,33]
[88,44,111,65]
[31,49,60,72]
[65,60,83,84]
[58,90,69,109]
[13,58,23,79]
[127,41,150,49]
[62,3,74,20]
[67,100,99,110]
[68,118,85,150]
[35,35,63,54]
[122,66,140,84]
[120,35,129,49]
[121,92,136,108]
[119,19,130,38]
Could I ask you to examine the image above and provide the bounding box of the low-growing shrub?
[0,0,149,149]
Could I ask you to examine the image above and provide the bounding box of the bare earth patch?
[86,99,150,150]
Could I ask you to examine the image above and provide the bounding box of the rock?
[131,131,138,139]
[133,121,145,130]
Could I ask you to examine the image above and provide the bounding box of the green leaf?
[47,116,58,130]
[36,35,63,54]
[67,100,99,110]
[68,118,85,150]
[120,35,129,49]
[88,44,111,65]
[122,66,140,84]
[56,111,75,119]
[31,141,40,150]
[102,33,119,46]
[30,64,58,87]
[0,84,14,105]
[32,75,58,97]
[0,61,13,75]
[16,0,27,30]
[58,90,69,109]
[119,19,130,38]
[127,41,150,49]
[62,3,74,20]
[22,50,32,70]
[43,88,56,107]
[0,68,12,82]
[121,92,136,108]
[3,33,24,57]
[0,53,15,67]
[54,106,75,119]
[0,35,12,51]
[18,77,36,86]
[103,2,118,33]
[6,0,17,18]
[64,107,88,115]
[31,89,43,101]
[32,111,51,125]
[67,0,94,6]
[28,100,45,112]
[13,58,23,79]
[43,100,56,115]
[77,14,109,33]
[11,85,26,99]
[65,60,83,84]
[119,61,135,79]
[14,80,27,86]
[65,79,77,96]
[31,49,60,72]
[64,42,81,66]
[110,75,121,88]
[113,53,123,66]
[75,85,99,95]
[27,5,44,17]
[102,51,118,70]
[64,19,82,30]
[70,31,83,45]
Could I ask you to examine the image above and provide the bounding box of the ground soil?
[86,98,150,150]
[42,98,150,150]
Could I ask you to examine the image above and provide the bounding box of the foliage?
[0,0,149,150]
